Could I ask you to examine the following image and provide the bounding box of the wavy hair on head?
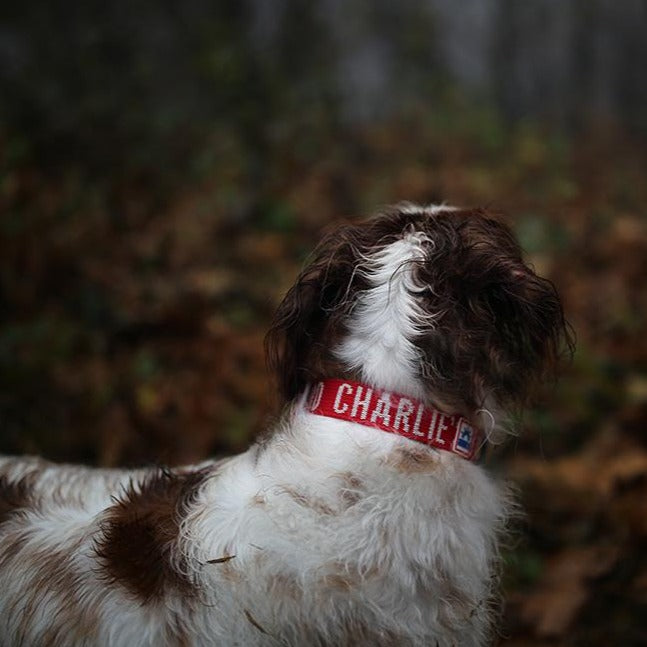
[264,225,365,403]
[266,205,575,414]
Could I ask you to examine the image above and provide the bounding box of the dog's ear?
[265,228,359,402]
[423,212,574,409]
[478,263,574,404]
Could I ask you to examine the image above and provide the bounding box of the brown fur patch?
[322,572,355,592]
[0,528,30,570]
[282,485,336,516]
[0,473,39,525]
[321,561,378,592]
[8,538,101,646]
[218,561,240,583]
[268,572,300,600]
[384,446,440,473]
[338,472,364,507]
[94,468,210,602]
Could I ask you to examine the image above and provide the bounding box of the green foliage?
[504,548,544,590]
[515,215,571,254]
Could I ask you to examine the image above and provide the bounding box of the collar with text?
[305,378,481,461]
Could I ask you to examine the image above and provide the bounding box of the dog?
[0,204,571,646]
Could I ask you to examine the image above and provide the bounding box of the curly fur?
[266,205,571,423]
[0,204,572,646]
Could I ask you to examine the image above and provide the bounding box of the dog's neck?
[334,232,432,401]
[303,378,481,461]
[275,390,466,476]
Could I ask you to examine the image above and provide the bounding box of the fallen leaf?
[518,545,618,637]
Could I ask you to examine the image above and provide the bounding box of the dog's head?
[266,204,573,421]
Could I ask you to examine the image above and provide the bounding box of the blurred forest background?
[1,1,647,644]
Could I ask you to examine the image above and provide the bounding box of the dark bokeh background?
[2,1,647,644]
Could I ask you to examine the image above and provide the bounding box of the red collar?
[305,378,481,461]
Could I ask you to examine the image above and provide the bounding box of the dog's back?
[0,439,504,646]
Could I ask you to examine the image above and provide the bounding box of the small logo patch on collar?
[306,379,481,461]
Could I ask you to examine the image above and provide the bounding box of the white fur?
[336,232,432,400]
[192,411,506,646]
[398,202,457,216]
[0,415,507,646]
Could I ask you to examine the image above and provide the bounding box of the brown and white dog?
[0,204,571,646]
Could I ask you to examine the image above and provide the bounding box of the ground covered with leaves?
[2,114,647,644]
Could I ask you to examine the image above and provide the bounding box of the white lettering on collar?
[351,385,373,420]
[333,382,353,414]
[428,410,448,445]
[370,393,392,426]
[393,397,414,432]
